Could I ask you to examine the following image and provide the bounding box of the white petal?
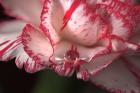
[79,50,120,75]
[95,0,139,40]
[41,0,102,46]
[61,1,101,46]
[91,59,140,93]
[41,0,64,44]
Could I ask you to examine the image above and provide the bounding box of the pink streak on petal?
[61,0,82,30]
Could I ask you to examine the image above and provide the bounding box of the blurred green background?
[0,59,109,93]
[33,71,109,93]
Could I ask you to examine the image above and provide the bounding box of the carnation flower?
[0,0,140,93]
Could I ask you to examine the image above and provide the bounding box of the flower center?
[64,45,79,61]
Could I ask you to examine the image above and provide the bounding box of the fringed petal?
[41,0,64,44]
[22,24,53,66]
[15,45,45,73]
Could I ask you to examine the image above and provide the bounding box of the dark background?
[0,1,140,93]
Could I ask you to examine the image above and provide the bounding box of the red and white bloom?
[0,0,140,93]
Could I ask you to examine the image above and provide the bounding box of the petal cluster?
[0,0,140,93]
